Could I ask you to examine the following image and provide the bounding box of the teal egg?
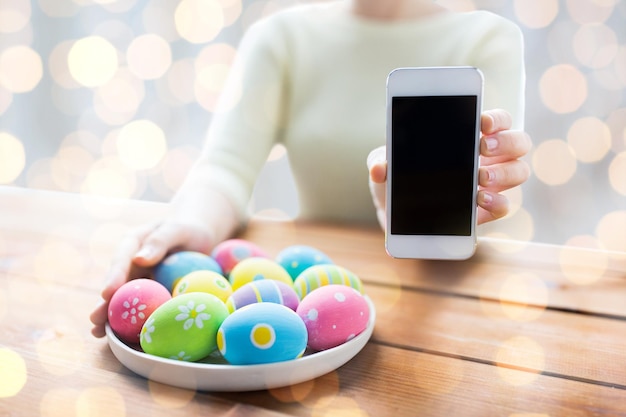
[153,251,223,292]
[275,245,333,279]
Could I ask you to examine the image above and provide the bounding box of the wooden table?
[1,186,626,416]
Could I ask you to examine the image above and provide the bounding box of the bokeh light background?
[0,0,625,250]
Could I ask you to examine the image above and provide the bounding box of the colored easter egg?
[296,285,370,351]
[217,303,308,365]
[225,279,300,313]
[140,292,229,362]
[293,264,363,299]
[228,257,293,291]
[108,279,172,345]
[211,239,269,276]
[153,251,223,292]
[275,245,333,279]
[172,270,233,302]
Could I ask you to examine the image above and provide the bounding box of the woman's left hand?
[367,108,532,230]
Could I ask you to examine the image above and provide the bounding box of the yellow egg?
[172,270,232,303]
[228,257,293,291]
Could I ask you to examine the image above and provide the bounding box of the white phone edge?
[384,66,484,260]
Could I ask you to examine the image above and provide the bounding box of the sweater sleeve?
[463,12,526,130]
[186,17,290,220]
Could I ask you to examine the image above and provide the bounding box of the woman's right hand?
[89,221,215,338]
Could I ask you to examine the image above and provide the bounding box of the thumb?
[367,146,387,231]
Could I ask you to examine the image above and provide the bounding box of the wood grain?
[1,187,626,416]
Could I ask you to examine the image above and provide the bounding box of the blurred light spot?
[615,47,626,87]
[142,0,180,42]
[0,86,12,115]
[0,348,27,397]
[573,24,618,69]
[194,43,237,111]
[36,326,85,376]
[0,287,6,322]
[34,239,86,286]
[148,380,196,408]
[96,0,138,13]
[0,45,43,93]
[0,132,25,183]
[311,396,369,417]
[532,139,577,185]
[567,117,611,163]
[41,389,80,417]
[175,0,225,44]
[68,36,119,87]
[269,378,315,403]
[219,0,243,26]
[608,152,626,195]
[117,120,167,170]
[495,336,545,386]
[127,34,172,80]
[25,157,56,190]
[499,273,548,322]
[81,156,136,199]
[596,211,626,252]
[49,41,82,89]
[94,68,144,125]
[560,235,608,285]
[38,0,79,17]
[566,0,615,24]
[76,387,126,417]
[51,145,96,192]
[513,0,558,29]
[481,207,535,243]
[0,0,31,33]
[164,59,196,105]
[539,65,587,114]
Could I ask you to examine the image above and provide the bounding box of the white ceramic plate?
[106,297,375,392]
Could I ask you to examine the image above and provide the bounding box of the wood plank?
[368,284,626,388]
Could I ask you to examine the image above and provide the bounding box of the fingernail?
[135,246,155,260]
[486,138,498,152]
[482,192,493,204]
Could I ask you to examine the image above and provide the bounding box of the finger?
[479,160,530,193]
[367,146,387,183]
[481,130,532,163]
[481,109,513,135]
[476,191,509,225]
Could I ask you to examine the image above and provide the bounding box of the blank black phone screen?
[390,95,478,236]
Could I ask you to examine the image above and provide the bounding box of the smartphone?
[385,67,483,260]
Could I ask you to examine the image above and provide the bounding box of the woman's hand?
[367,108,531,230]
[89,221,215,338]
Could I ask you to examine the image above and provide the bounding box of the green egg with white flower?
[140,292,229,362]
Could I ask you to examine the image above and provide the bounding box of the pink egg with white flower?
[296,284,370,351]
[108,279,171,345]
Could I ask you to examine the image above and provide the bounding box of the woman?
[91,0,531,337]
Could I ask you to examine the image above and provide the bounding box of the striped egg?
[225,279,300,313]
[293,264,363,299]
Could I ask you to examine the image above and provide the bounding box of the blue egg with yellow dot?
[275,245,333,280]
[153,251,223,292]
[217,303,308,365]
